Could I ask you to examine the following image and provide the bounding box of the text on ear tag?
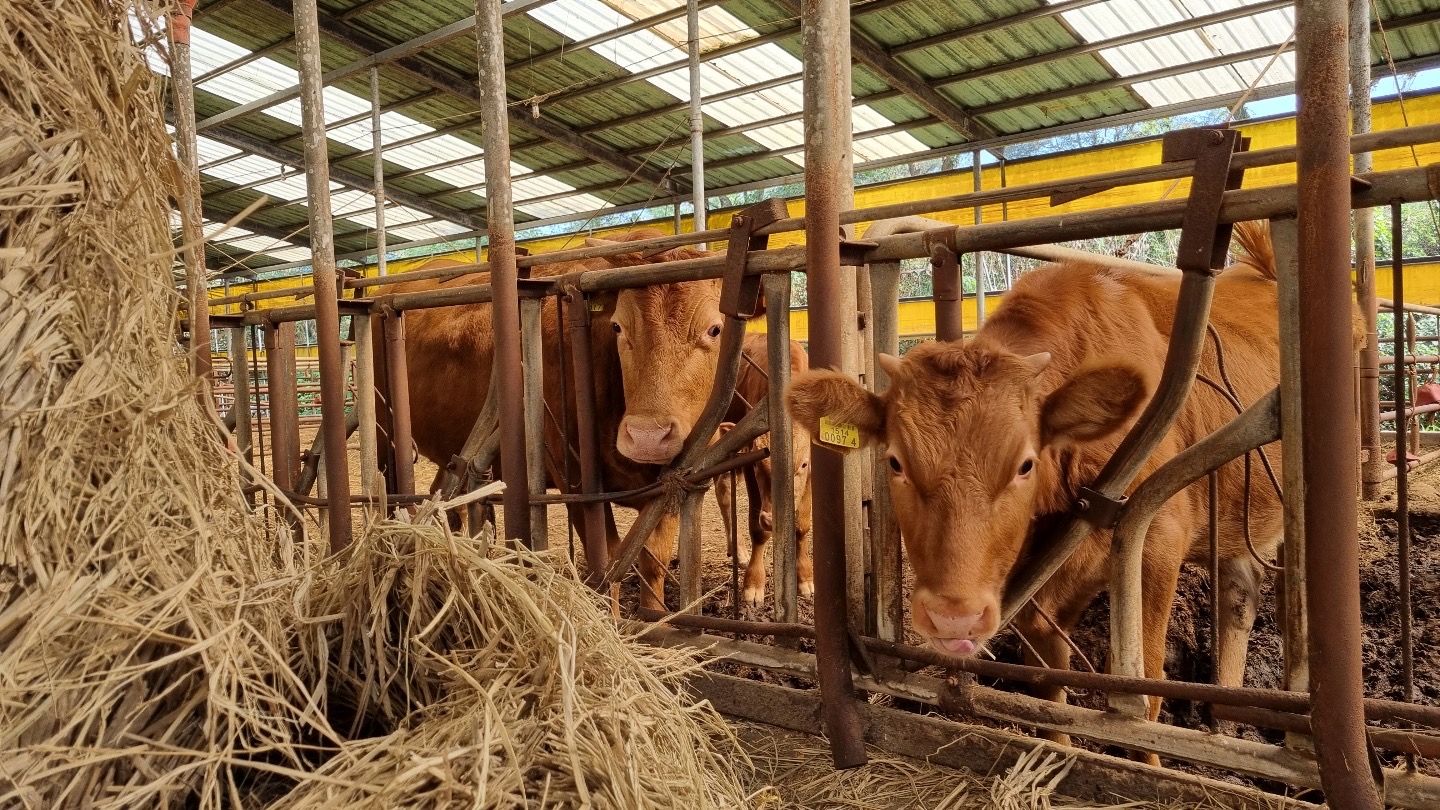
[818,415,859,449]
[589,299,604,312]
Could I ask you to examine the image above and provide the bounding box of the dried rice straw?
[0,1,751,806]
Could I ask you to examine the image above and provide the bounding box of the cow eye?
[706,323,723,339]
[1018,458,1034,477]
[888,455,903,475]
[611,322,622,334]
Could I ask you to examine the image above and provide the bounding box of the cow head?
[583,230,728,465]
[787,341,1151,656]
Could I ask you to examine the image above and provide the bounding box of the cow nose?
[922,604,987,657]
[619,416,681,463]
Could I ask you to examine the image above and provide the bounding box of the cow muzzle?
[618,415,684,464]
[915,592,994,658]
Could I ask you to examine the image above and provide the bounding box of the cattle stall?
[172,0,1440,806]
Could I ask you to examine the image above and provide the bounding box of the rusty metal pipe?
[1394,203,1417,715]
[380,310,416,497]
[1108,387,1280,715]
[1353,0,1383,498]
[263,322,300,493]
[294,0,353,552]
[1296,1,1381,803]
[801,0,866,769]
[169,1,212,387]
[635,607,812,638]
[1214,704,1440,760]
[930,245,964,342]
[475,0,530,544]
[564,284,611,582]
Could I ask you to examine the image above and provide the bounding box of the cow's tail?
[1230,220,1276,282]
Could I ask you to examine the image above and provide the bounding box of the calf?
[788,222,1308,738]
[712,332,814,604]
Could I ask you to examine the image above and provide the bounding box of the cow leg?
[742,466,769,605]
[637,510,679,612]
[1215,555,1263,689]
[796,525,814,598]
[1127,550,1186,767]
[714,471,738,560]
[1015,596,1086,748]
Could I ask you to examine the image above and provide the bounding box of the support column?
[371,67,388,278]
[294,0,353,553]
[1352,0,1383,498]
[972,149,986,326]
[687,0,707,248]
[801,0,865,770]
[1295,2,1381,805]
[476,0,531,544]
[170,0,212,387]
[521,297,548,549]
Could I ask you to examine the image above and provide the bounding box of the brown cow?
[712,332,814,605]
[788,222,1306,739]
[375,228,737,609]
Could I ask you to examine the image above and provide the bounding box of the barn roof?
[178,0,1440,276]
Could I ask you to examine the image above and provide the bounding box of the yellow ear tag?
[588,299,604,312]
[818,415,860,449]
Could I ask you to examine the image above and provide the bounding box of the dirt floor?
[287,427,1440,802]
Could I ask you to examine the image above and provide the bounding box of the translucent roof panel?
[1049,0,1296,107]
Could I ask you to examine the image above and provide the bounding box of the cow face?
[583,233,722,465]
[787,341,1150,657]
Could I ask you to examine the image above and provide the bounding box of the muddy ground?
[293,428,1440,798]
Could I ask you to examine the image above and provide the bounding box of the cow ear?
[787,369,884,453]
[1040,361,1151,448]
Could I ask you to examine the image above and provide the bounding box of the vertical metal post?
[678,493,704,608]
[353,313,382,512]
[1353,0,1382,498]
[765,274,799,626]
[371,67,388,278]
[972,149,986,325]
[866,257,902,642]
[294,0,353,552]
[801,0,866,770]
[264,321,301,493]
[228,326,253,472]
[521,297,548,549]
[1295,2,1381,804]
[1393,204,1416,716]
[381,309,415,496]
[1273,217,1310,711]
[565,285,612,582]
[687,0,707,249]
[170,0,211,386]
[476,0,531,544]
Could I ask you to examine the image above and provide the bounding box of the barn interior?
[7,0,1440,807]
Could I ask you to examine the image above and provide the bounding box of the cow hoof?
[743,586,766,606]
[798,580,815,598]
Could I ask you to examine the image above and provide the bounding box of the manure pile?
[0,1,751,806]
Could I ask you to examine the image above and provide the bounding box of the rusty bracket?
[930,244,961,303]
[208,313,247,329]
[515,277,550,300]
[561,272,592,328]
[335,297,374,316]
[1075,485,1127,530]
[720,198,789,319]
[839,239,879,268]
[1162,127,1250,274]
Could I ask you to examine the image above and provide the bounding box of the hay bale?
[0,1,751,806]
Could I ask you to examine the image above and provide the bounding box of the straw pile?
[0,1,751,806]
